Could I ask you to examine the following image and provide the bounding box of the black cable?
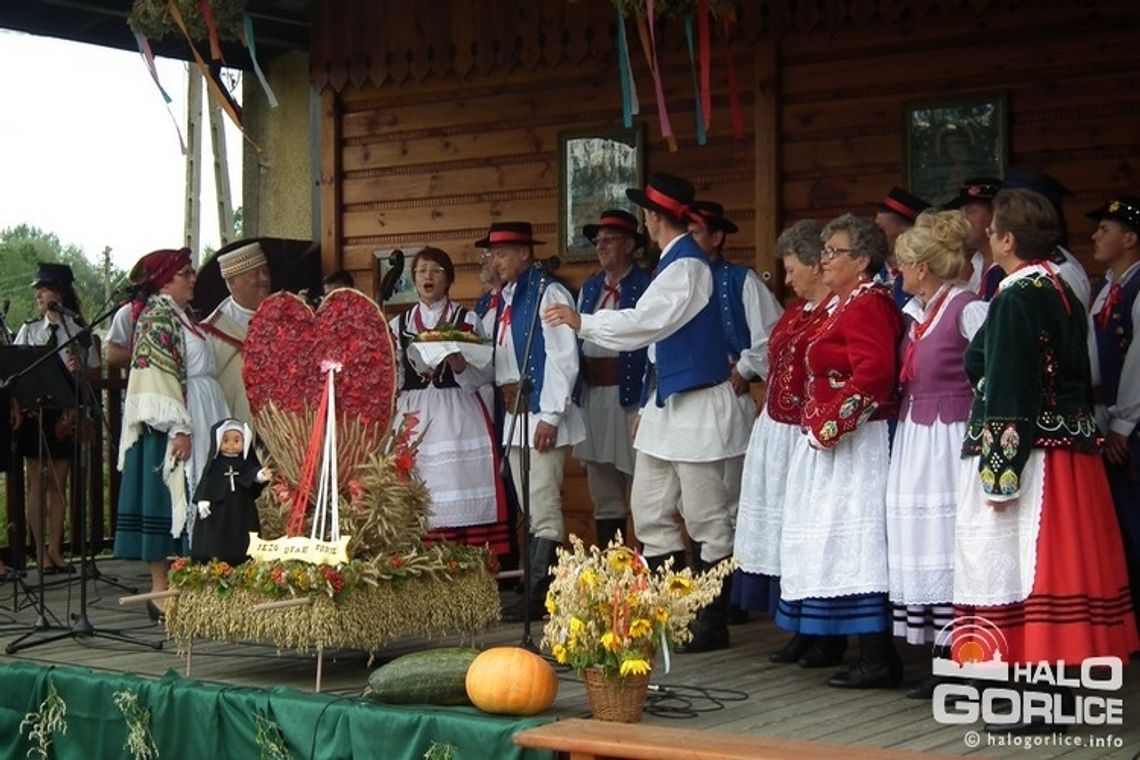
[643,683,749,719]
[308,696,355,760]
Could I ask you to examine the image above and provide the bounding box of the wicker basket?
[582,667,651,723]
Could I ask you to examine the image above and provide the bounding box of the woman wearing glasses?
[776,214,904,688]
[388,247,508,555]
[954,189,1138,673]
[114,248,230,619]
[885,211,987,696]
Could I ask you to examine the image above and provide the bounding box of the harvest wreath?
[162,290,500,656]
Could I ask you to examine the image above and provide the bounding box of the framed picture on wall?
[372,247,421,307]
[904,94,1008,208]
[558,125,644,262]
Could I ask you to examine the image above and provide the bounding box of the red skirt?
[956,449,1139,664]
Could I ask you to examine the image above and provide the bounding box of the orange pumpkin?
[465,647,559,716]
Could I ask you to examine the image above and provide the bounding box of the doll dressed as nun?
[191,419,271,565]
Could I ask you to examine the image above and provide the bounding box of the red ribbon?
[498,305,512,345]
[598,283,621,311]
[286,370,331,536]
[488,230,534,244]
[198,0,224,62]
[645,185,695,221]
[599,215,638,233]
[1098,282,1123,329]
[637,5,677,152]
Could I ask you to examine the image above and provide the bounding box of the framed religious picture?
[558,125,645,262]
[372,247,420,309]
[904,94,1008,208]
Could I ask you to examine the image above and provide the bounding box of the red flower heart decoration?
[243,290,397,433]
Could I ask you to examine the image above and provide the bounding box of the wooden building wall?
[310,0,1140,544]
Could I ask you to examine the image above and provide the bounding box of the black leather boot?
[676,552,731,653]
[827,632,903,688]
[984,685,1073,735]
[594,518,627,550]
[502,536,559,623]
[798,635,847,668]
[769,633,815,664]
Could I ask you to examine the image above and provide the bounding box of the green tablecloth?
[0,661,555,760]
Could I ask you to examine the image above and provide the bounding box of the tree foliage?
[0,225,126,335]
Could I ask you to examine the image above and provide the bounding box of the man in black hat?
[478,221,584,622]
[1000,168,1091,309]
[546,173,744,652]
[873,187,931,308]
[945,177,1004,300]
[1086,194,1140,627]
[572,210,651,550]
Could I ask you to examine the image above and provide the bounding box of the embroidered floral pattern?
[998,469,1019,495]
[819,420,838,441]
[999,424,1019,461]
[980,467,995,491]
[838,395,861,419]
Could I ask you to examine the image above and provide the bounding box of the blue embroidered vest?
[711,259,752,359]
[654,235,730,406]
[494,267,552,413]
[1093,269,1140,409]
[575,266,652,407]
[474,290,496,319]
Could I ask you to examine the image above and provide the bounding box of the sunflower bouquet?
[541,535,734,679]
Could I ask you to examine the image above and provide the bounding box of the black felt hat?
[1086,195,1140,233]
[626,173,697,222]
[872,187,931,221]
[30,262,75,289]
[689,200,740,235]
[1001,168,1070,210]
[474,221,544,249]
[582,209,646,248]
[944,177,1003,210]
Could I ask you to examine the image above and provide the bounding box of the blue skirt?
[775,593,890,635]
[113,430,186,563]
[731,570,780,618]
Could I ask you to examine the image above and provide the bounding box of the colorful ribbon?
[242,13,279,108]
[198,0,223,61]
[636,3,676,153]
[683,14,706,145]
[616,8,634,129]
[698,0,711,133]
[133,32,188,154]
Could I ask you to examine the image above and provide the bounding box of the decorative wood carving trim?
[341,110,624,146]
[345,223,559,248]
[344,188,557,213]
[343,152,559,181]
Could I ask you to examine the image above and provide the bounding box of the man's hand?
[729,367,749,396]
[444,352,468,374]
[1104,431,1131,468]
[543,305,581,331]
[533,420,559,453]
[629,415,640,442]
[170,433,192,462]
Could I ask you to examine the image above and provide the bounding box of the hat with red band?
[943,177,1002,210]
[689,200,740,235]
[475,221,545,249]
[582,209,646,248]
[872,187,931,221]
[626,173,698,223]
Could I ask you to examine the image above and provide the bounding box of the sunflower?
[668,575,694,595]
[552,643,568,664]
[619,658,652,677]
[608,548,634,573]
[600,631,622,652]
[628,618,652,638]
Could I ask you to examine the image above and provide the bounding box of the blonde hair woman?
[886,211,988,698]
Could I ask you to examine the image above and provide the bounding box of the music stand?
[0,346,76,644]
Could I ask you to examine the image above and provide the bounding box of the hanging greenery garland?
[127,0,246,42]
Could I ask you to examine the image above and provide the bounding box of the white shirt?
[1055,245,1092,312]
[15,314,100,369]
[106,302,135,349]
[733,267,784,381]
[900,283,989,343]
[578,268,629,360]
[967,251,985,293]
[1088,260,1140,438]
[491,277,585,448]
[216,296,255,336]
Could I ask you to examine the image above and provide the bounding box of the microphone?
[1,299,9,317]
[47,302,82,320]
[532,255,561,272]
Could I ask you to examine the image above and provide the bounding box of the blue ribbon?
[617,9,633,129]
[684,15,706,145]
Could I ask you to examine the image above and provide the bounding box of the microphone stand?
[500,262,553,652]
[6,300,160,654]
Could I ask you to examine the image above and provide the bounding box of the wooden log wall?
[312,0,1140,545]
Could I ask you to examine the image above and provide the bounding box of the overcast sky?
[0,30,242,273]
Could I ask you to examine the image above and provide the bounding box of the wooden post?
[319,87,341,278]
[754,38,781,295]
[208,100,235,247]
[184,66,203,265]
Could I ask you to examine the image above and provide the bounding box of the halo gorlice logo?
[930,615,1124,728]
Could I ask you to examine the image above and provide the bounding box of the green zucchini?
[365,647,480,705]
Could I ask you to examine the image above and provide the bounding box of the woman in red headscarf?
[113,249,230,619]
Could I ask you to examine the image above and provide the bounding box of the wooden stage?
[1,558,1137,759]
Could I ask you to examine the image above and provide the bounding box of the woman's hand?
[170,433,192,461]
[444,352,468,374]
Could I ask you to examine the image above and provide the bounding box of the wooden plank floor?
[1,559,1137,759]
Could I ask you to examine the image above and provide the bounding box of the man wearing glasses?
[572,210,652,550]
